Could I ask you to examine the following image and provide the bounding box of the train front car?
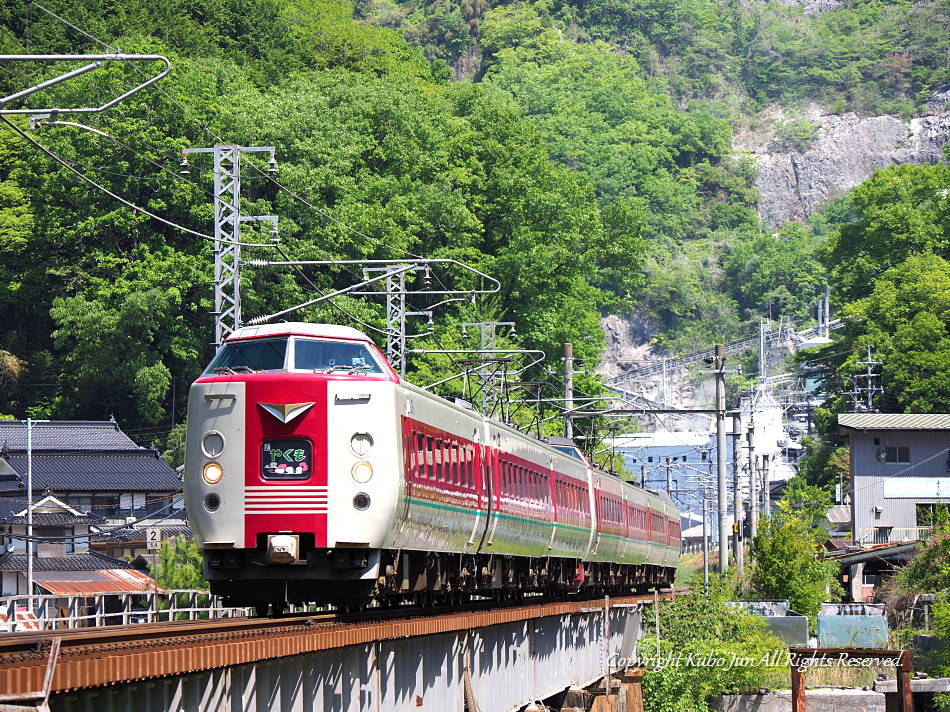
[184,323,401,609]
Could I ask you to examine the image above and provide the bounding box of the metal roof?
[32,569,160,595]
[839,413,950,432]
[827,505,852,525]
[0,421,143,452]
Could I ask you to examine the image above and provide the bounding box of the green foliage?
[796,436,850,491]
[162,422,188,470]
[774,477,834,534]
[640,581,788,712]
[772,117,819,153]
[897,516,950,592]
[822,163,950,304]
[749,515,842,622]
[155,535,207,590]
[832,253,950,413]
[720,221,828,323]
[0,0,442,86]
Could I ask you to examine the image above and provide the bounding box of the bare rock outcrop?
[744,105,950,226]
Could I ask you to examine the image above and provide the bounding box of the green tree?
[822,163,950,304]
[749,516,842,622]
[773,477,834,534]
[156,535,207,591]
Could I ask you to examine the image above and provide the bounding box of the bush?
[897,517,950,592]
[771,118,819,153]
[640,580,788,712]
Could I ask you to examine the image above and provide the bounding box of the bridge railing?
[0,589,257,631]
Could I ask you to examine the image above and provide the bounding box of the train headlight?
[353,492,371,511]
[202,462,224,485]
[350,432,373,457]
[351,460,373,483]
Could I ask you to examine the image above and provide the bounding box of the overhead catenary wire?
[0,116,275,246]
[9,1,426,261]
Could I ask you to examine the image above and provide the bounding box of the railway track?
[0,590,682,700]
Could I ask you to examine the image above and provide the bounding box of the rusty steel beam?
[0,592,671,698]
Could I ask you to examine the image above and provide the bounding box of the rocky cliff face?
[740,100,950,226]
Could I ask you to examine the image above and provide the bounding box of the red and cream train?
[184,323,680,609]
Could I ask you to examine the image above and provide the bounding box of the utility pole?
[732,414,743,569]
[25,418,49,607]
[181,145,278,347]
[715,344,728,574]
[666,455,673,494]
[702,497,709,591]
[749,422,758,540]
[564,343,574,439]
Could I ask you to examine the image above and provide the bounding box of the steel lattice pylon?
[386,268,406,377]
[213,146,241,347]
[182,144,276,347]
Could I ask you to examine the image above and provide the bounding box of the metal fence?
[0,590,259,631]
[857,527,928,545]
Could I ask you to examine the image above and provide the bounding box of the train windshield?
[551,444,587,462]
[292,338,385,374]
[205,338,288,374]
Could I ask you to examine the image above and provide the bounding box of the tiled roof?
[0,453,181,492]
[825,538,854,552]
[96,523,193,544]
[0,551,133,572]
[839,413,950,432]
[0,420,142,452]
[0,512,105,526]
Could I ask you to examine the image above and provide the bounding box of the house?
[0,420,185,526]
[0,420,185,597]
[838,413,950,546]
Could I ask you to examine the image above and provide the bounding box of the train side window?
[452,444,460,486]
[407,430,416,479]
[426,436,435,479]
[415,433,425,480]
[435,440,444,482]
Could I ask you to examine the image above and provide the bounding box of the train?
[183,322,681,611]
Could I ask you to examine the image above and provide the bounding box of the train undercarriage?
[206,545,676,614]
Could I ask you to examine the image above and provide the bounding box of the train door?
[483,431,502,549]
[398,415,414,526]
[589,477,602,560]
[468,429,491,550]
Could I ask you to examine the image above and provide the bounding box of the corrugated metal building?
[839,413,950,546]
